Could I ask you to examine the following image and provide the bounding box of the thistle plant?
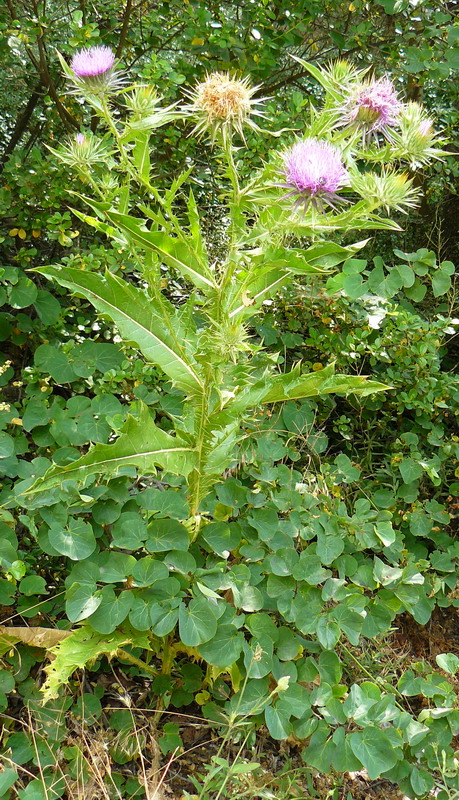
[29,50,445,523]
[13,52,457,791]
[68,45,123,94]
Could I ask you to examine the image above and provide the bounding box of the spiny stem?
[117,648,159,677]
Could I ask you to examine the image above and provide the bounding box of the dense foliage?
[0,3,458,800]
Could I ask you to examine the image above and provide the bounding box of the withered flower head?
[184,72,267,145]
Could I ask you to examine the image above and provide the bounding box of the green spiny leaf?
[33,265,203,394]
[26,404,196,494]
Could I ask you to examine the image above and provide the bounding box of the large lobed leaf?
[229,240,370,320]
[104,208,217,292]
[42,626,148,701]
[229,363,390,414]
[34,265,203,395]
[27,404,196,494]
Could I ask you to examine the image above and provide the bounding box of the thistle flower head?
[49,132,114,169]
[207,319,251,363]
[184,72,266,145]
[71,46,115,78]
[343,77,401,142]
[419,119,433,137]
[125,85,160,118]
[281,138,350,212]
[124,86,182,131]
[351,170,419,214]
[67,46,124,95]
[389,102,445,166]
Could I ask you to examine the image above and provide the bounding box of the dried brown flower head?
[184,72,267,145]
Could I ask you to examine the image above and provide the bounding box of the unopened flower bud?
[389,102,445,167]
[48,132,113,169]
[276,676,290,692]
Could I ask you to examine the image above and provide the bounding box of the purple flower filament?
[349,77,401,139]
[282,138,349,212]
[71,46,115,82]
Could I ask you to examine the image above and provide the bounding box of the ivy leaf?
[302,722,335,772]
[48,519,96,561]
[265,705,292,740]
[431,269,451,297]
[9,276,38,308]
[410,766,435,796]
[399,457,423,484]
[198,624,245,667]
[87,588,133,634]
[131,556,169,587]
[349,727,401,779]
[65,583,102,622]
[111,512,148,549]
[202,522,241,556]
[178,598,218,646]
[129,597,152,631]
[33,289,61,325]
[317,617,341,649]
[150,602,180,636]
[146,519,189,552]
[435,653,459,675]
[34,344,76,383]
[316,532,344,565]
[0,768,18,795]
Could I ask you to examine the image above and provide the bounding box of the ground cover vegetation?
[0,2,458,799]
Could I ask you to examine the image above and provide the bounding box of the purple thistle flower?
[75,133,86,145]
[418,119,433,137]
[345,77,401,140]
[282,138,349,212]
[71,46,115,78]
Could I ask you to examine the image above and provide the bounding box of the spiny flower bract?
[49,132,114,169]
[390,101,446,167]
[351,170,419,214]
[281,138,350,212]
[184,72,266,145]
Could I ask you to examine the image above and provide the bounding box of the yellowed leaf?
[241,291,255,307]
[191,37,204,46]
[0,626,72,649]
[18,229,27,240]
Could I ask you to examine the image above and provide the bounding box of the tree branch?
[0,83,42,172]
[116,0,134,58]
